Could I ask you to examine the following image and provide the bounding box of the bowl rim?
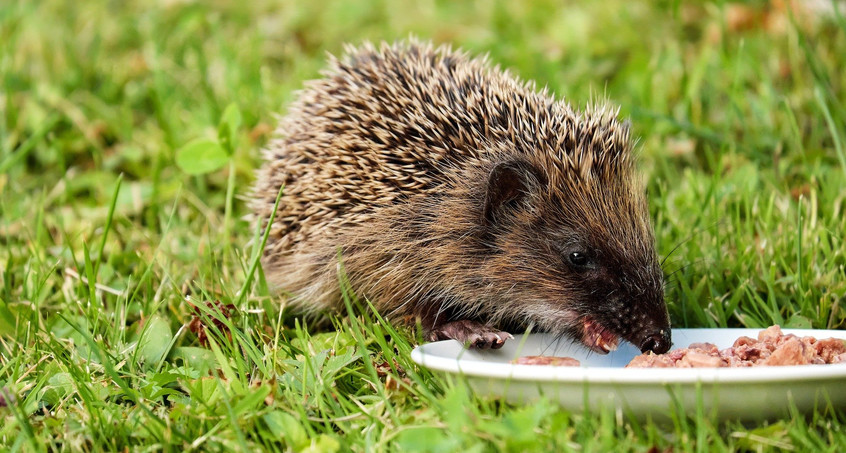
[410,328,846,384]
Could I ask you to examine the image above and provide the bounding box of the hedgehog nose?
[640,329,672,354]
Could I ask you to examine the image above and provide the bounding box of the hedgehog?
[251,39,672,354]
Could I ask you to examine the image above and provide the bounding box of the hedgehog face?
[552,222,671,355]
[480,158,671,354]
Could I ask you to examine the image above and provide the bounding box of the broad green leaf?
[42,372,75,406]
[394,427,453,452]
[184,378,222,407]
[141,371,182,400]
[785,314,813,329]
[172,347,216,376]
[302,434,340,453]
[131,315,173,366]
[175,139,229,175]
[262,411,308,448]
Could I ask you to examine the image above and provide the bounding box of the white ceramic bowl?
[410,328,846,420]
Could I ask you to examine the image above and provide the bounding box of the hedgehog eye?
[567,251,590,268]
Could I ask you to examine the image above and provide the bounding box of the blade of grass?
[236,185,284,306]
[95,173,123,278]
[815,87,846,178]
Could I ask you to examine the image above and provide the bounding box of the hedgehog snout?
[639,329,672,354]
[613,285,671,354]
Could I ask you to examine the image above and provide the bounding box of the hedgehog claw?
[426,320,512,350]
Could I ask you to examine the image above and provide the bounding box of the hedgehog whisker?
[660,219,726,268]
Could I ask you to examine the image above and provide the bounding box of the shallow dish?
[410,328,846,420]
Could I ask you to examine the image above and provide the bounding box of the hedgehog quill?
[251,40,672,354]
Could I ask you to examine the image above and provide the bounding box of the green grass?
[2,0,846,450]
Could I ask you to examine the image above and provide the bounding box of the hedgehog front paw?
[425,320,514,349]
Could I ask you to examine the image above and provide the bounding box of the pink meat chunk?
[512,356,581,366]
[626,325,846,368]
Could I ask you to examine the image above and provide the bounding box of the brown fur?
[251,39,670,352]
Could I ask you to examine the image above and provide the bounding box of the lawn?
[2,0,846,451]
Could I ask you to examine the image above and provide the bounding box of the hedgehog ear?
[483,160,545,224]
